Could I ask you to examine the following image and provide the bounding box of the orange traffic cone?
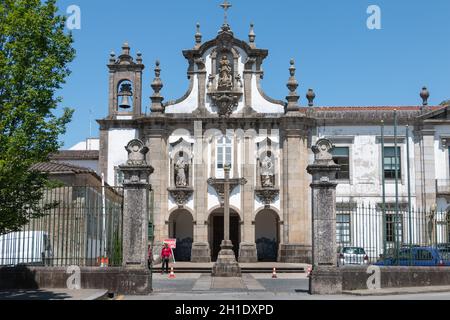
[272,267,277,279]
[169,266,176,279]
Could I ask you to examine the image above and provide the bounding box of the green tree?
[0,0,75,234]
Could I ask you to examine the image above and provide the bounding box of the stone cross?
[223,164,231,242]
[209,163,246,277]
[220,0,232,24]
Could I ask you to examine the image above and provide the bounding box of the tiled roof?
[30,161,95,174]
[50,150,99,161]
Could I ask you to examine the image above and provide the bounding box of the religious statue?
[217,55,233,90]
[175,156,188,187]
[260,154,275,188]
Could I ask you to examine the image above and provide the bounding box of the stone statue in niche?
[217,55,233,90]
[260,153,275,188]
[175,152,188,187]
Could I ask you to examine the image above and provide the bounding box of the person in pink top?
[160,243,172,274]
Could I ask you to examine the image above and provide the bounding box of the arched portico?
[208,206,241,261]
[168,209,194,261]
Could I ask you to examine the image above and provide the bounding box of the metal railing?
[336,203,450,265]
[0,186,123,267]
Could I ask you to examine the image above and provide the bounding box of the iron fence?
[0,186,123,267]
[336,203,450,266]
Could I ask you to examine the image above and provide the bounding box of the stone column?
[307,139,342,295]
[120,139,154,269]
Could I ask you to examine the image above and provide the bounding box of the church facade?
[97,18,450,263]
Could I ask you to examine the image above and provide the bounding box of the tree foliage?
[0,0,75,234]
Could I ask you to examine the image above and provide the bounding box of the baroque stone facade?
[97,13,450,263]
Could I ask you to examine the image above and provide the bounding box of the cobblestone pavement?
[148,273,309,295]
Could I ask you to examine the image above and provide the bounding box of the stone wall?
[0,266,151,295]
[341,266,450,291]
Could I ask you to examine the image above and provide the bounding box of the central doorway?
[208,209,240,261]
[168,209,194,262]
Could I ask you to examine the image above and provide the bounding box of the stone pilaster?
[307,139,342,295]
[191,122,211,262]
[239,134,257,263]
[145,127,168,244]
[120,139,154,269]
[279,122,312,263]
[415,127,437,210]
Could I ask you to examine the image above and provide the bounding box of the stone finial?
[109,51,116,64]
[195,23,202,46]
[150,60,164,113]
[307,138,340,184]
[136,52,143,64]
[122,42,131,56]
[307,89,316,107]
[124,139,149,166]
[420,86,430,107]
[286,59,300,112]
[312,139,334,163]
[248,23,256,46]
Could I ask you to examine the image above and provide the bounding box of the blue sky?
[55,0,450,148]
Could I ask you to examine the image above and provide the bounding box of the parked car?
[375,246,450,266]
[337,247,369,266]
[0,231,53,266]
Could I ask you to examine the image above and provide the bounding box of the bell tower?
[107,42,144,118]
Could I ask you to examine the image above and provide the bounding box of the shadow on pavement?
[0,289,71,300]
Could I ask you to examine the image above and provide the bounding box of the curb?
[343,286,450,296]
[83,290,109,300]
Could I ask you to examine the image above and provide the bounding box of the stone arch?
[254,208,280,262]
[207,206,241,261]
[168,209,194,262]
[117,79,134,112]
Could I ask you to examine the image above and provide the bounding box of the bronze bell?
[119,94,132,109]
[118,83,132,109]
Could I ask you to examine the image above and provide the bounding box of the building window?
[383,147,401,179]
[216,136,232,177]
[332,147,350,180]
[378,203,406,244]
[336,204,355,246]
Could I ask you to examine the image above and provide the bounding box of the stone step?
[151,267,305,274]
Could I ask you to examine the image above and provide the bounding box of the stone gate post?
[119,139,154,269]
[307,139,342,294]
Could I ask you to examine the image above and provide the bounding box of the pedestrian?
[160,243,172,274]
